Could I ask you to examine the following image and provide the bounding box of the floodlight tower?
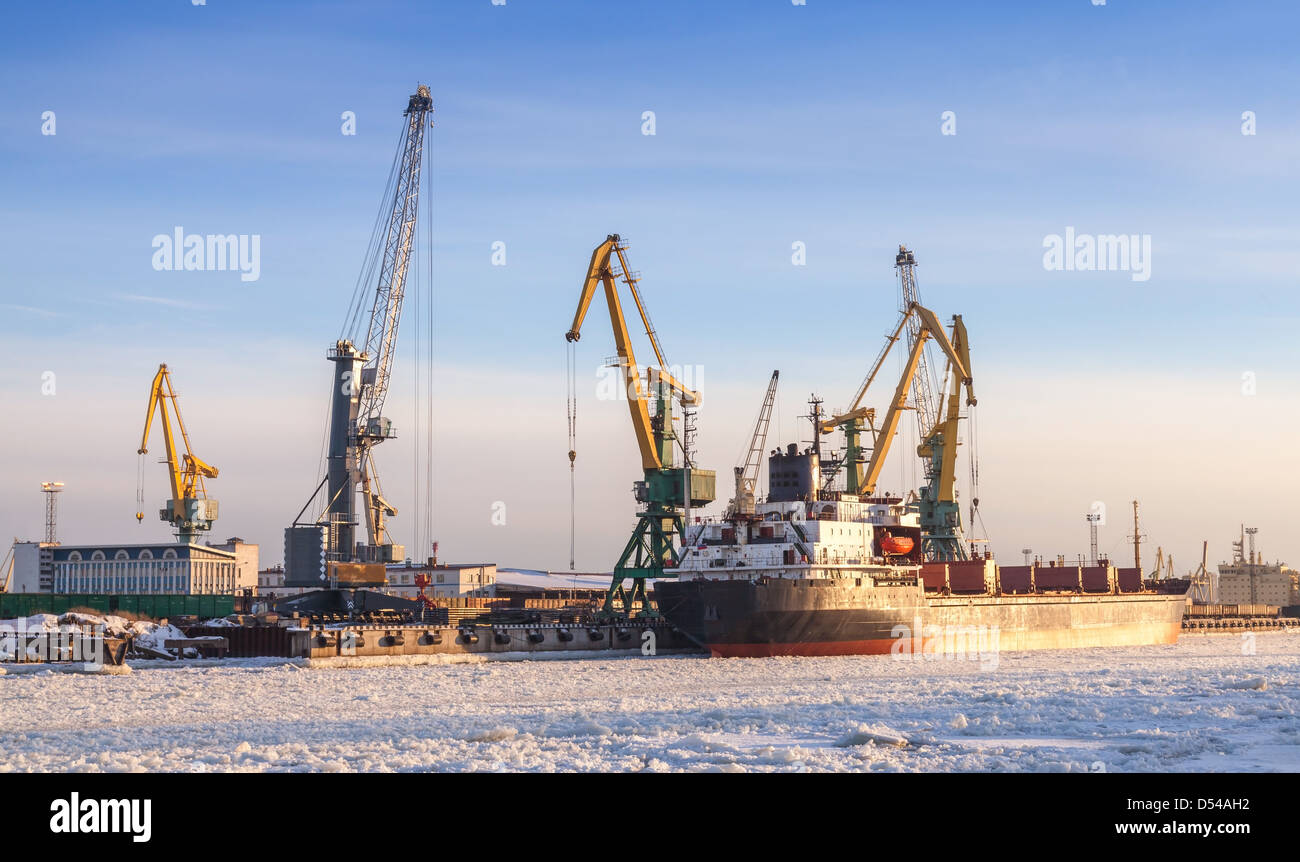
[42,481,65,545]
[1086,512,1101,566]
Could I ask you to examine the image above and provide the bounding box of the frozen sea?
[1,632,1296,772]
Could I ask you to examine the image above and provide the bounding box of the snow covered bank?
[0,611,189,662]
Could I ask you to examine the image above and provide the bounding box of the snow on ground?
[1,633,1297,773]
[0,612,188,660]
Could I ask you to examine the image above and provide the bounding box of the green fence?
[0,593,235,620]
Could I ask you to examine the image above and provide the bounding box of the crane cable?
[409,116,436,560]
[423,127,435,564]
[968,402,990,546]
[411,178,422,558]
[566,342,578,570]
[135,452,146,523]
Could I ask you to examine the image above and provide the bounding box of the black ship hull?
[655,577,1186,658]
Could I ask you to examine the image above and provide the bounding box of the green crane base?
[597,465,716,620]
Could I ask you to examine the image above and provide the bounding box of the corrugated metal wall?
[0,594,235,620]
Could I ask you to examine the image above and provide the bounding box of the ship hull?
[655,578,1186,658]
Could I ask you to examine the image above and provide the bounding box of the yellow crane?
[916,312,977,560]
[137,363,219,544]
[566,234,715,618]
[568,234,701,470]
[823,302,967,498]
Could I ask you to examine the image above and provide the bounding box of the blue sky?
[2,1,1298,572]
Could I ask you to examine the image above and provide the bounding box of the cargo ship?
[655,444,1188,658]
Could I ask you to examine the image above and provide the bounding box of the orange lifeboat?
[880,535,914,556]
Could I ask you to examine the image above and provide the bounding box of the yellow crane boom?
[567,234,699,471]
[859,302,966,496]
[918,313,976,505]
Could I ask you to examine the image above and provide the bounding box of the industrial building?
[251,560,496,601]
[1217,560,1299,607]
[5,535,257,598]
[48,543,240,596]
[258,565,286,592]
[206,537,259,593]
[384,562,497,599]
[5,541,56,593]
[1215,527,1299,606]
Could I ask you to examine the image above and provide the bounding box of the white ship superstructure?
[677,444,923,582]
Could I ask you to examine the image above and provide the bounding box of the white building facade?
[50,543,239,595]
[384,563,497,599]
[207,537,259,593]
[5,542,56,593]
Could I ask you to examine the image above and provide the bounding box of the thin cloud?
[115,294,212,311]
[0,303,60,317]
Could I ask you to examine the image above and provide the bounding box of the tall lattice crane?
[136,363,219,544]
[566,234,716,618]
[289,85,433,579]
[729,370,779,518]
[896,246,940,433]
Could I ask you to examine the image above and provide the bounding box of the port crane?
[822,301,972,558]
[566,234,716,618]
[824,303,966,492]
[916,312,976,561]
[728,370,779,518]
[288,84,433,580]
[136,363,219,544]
